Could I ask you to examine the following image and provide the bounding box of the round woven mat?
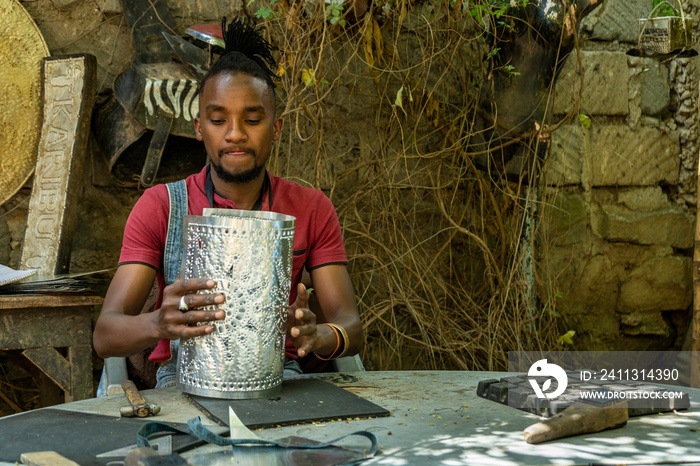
[0,0,49,207]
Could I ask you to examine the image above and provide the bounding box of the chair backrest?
[334,354,366,372]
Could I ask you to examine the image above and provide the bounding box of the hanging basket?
[639,1,692,55]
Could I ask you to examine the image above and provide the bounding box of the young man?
[93,18,363,387]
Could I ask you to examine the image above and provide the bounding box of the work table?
[2,371,700,465]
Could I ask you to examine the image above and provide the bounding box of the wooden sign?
[20,54,96,275]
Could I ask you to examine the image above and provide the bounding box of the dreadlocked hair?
[199,17,279,95]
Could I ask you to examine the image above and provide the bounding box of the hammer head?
[120,403,161,418]
[120,379,161,417]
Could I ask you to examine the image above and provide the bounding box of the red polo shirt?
[119,166,348,361]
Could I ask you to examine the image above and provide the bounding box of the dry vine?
[244,0,573,371]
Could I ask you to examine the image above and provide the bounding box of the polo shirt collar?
[204,164,273,210]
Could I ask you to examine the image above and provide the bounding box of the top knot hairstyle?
[198,17,279,96]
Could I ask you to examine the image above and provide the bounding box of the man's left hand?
[287,283,316,357]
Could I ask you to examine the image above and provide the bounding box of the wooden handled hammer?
[119,380,161,418]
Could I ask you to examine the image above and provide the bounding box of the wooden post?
[693,81,700,387]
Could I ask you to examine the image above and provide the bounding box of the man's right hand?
[94,264,227,358]
[158,277,226,340]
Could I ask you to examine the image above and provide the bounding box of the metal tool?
[119,380,161,418]
[162,32,209,79]
[185,23,224,48]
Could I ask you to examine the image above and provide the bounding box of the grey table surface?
[5,370,700,465]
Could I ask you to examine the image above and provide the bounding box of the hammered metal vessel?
[176,209,295,399]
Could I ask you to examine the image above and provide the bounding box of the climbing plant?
[243,0,574,371]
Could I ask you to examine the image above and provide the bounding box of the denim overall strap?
[164,179,187,286]
[155,180,187,388]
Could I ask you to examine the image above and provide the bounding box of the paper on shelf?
[0,264,38,287]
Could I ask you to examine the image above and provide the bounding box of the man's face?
[194,72,283,184]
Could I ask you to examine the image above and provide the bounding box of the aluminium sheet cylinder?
[176,210,295,399]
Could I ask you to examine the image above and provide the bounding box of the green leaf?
[503,65,520,77]
[395,85,412,114]
[395,86,405,113]
[486,47,501,60]
[558,330,576,346]
[652,0,679,17]
[469,5,486,21]
[498,20,514,31]
[254,6,275,19]
[301,68,316,86]
[579,114,591,129]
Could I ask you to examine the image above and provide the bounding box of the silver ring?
[179,295,189,312]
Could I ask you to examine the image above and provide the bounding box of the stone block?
[614,186,674,211]
[620,311,670,336]
[580,0,650,43]
[540,189,588,246]
[553,52,629,116]
[619,255,692,312]
[542,242,686,348]
[639,61,670,116]
[590,198,694,248]
[95,0,121,14]
[543,245,622,331]
[547,124,585,186]
[588,126,679,186]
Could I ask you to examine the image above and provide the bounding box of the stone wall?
[541,0,699,350]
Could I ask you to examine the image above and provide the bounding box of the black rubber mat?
[187,376,390,428]
[0,408,195,465]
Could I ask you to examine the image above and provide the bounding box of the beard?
[211,153,264,184]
